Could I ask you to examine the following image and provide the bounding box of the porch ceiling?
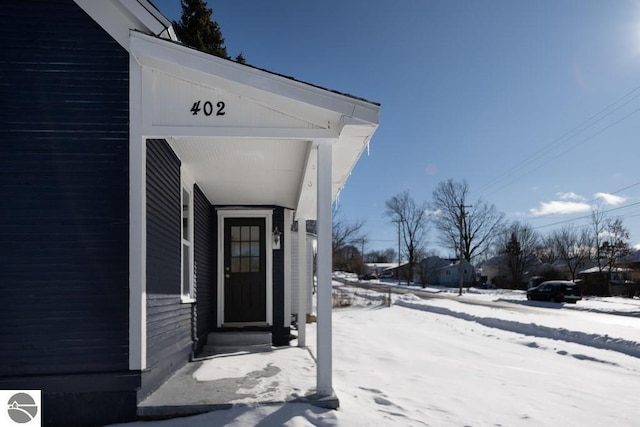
[167,137,311,209]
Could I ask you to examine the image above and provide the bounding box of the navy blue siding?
[146,139,181,295]
[0,0,135,424]
[194,185,213,347]
[271,207,290,345]
[143,139,193,399]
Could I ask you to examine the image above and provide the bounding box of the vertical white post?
[129,55,146,371]
[297,218,308,346]
[284,209,293,328]
[316,144,333,397]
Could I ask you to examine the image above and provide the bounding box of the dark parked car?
[526,280,582,303]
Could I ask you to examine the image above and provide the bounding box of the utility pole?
[393,220,401,285]
[358,238,365,276]
[458,204,471,296]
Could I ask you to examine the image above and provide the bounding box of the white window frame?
[181,170,196,303]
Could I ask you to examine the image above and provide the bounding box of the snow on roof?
[579,266,630,274]
[620,250,640,264]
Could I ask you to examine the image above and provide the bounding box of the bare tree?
[536,234,559,265]
[431,179,505,262]
[385,191,429,284]
[591,208,631,273]
[550,225,593,281]
[365,248,396,263]
[331,212,366,273]
[590,206,606,271]
[600,217,631,273]
[497,222,540,289]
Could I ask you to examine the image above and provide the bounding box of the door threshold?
[222,322,269,327]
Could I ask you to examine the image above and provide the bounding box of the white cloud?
[530,190,627,217]
[593,192,626,206]
[530,200,591,216]
[557,192,585,201]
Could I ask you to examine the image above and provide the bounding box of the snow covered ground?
[110,281,640,426]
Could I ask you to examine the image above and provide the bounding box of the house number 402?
[190,100,226,116]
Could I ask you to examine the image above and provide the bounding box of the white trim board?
[216,209,274,327]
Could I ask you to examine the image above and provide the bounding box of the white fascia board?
[74,0,175,49]
[142,125,338,140]
[162,25,178,42]
[118,0,175,40]
[129,32,379,125]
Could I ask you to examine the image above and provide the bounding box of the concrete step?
[198,331,273,357]
[207,331,272,346]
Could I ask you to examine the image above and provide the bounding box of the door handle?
[225,273,230,279]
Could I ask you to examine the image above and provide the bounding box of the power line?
[474,83,640,199]
[482,106,640,199]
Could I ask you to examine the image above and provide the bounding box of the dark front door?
[224,217,267,323]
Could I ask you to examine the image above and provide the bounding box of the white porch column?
[297,217,308,347]
[284,209,293,328]
[316,144,333,397]
[129,55,146,371]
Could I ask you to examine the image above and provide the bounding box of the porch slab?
[137,345,318,419]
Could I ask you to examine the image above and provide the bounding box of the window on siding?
[181,185,195,301]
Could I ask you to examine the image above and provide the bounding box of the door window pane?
[230,223,262,273]
[250,257,260,272]
[231,226,241,241]
[241,226,250,241]
[231,242,241,257]
[241,242,251,256]
[250,242,259,256]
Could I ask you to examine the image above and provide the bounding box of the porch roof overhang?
[130,31,379,220]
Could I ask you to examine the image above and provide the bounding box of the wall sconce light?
[272,227,281,250]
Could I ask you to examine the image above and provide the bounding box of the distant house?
[577,266,634,296]
[477,254,543,287]
[619,249,640,268]
[381,262,412,282]
[417,256,475,287]
[364,263,398,277]
[478,254,510,286]
[0,1,379,425]
[552,258,595,279]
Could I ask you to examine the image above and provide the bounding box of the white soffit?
[166,138,311,208]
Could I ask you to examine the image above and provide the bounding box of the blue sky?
[154,0,640,256]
